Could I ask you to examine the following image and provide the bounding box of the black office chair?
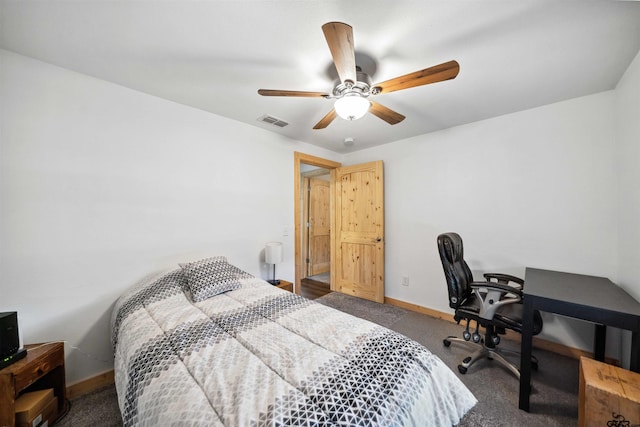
[437,232,543,378]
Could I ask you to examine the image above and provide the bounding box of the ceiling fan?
[258,22,460,130]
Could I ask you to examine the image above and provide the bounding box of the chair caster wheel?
[463,331,471,341]
[443,339,451,347]
[491,335,501,346]
[472,333,481,343]
[458,365,467,374]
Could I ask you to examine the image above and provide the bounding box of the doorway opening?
[301,168,331,298]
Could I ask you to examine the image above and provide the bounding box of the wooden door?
[331,161,384,303]
[307,177,331,276]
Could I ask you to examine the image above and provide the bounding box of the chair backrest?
[437,232,474,309]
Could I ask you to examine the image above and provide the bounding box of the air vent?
[258,114,289,128]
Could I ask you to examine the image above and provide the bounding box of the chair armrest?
[483,272,524,288]
[470,281,522,320]
[471,281,523,297]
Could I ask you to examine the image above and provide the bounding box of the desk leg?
[631,330,639,373]
[519,299,534,412]
[594,324,606,362]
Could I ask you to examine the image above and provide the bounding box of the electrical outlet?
[401,276,410,286]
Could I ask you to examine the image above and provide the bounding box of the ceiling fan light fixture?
[334,94,370,121]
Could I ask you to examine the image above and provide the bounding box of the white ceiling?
[2,1,639,153]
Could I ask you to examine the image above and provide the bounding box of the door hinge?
[306,258,310,264]
[306,222,310,228]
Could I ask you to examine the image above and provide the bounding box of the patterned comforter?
[111,267,476,426]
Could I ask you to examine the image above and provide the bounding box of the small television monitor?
[0,312,26,368]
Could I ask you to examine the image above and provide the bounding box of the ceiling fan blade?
[258,89,329,98]
[313,109,337,130]
[369,101,405,125]
[322,22,357,85]
[372,60,460,95]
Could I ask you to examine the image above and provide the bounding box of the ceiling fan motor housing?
[333,69,372,98]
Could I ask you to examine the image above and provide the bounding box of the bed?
[111,256,476,426]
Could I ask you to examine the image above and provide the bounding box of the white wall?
[343,90,622,357]
[614,50,640,369]
[615,50,640,301]
[0,49,340,384]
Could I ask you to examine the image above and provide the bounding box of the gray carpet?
[55,293,579,426]
[56,384,121,427]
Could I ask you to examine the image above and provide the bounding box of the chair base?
[443,335,538,379]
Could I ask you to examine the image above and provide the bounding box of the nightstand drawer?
[13,345,64,393]
[276,280,293,292]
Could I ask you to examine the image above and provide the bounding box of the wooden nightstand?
[276,280,293,293]
[0,342,67,427]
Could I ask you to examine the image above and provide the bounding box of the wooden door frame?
[294,152,341,294]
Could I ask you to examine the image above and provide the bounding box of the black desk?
[519,267,640,412]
